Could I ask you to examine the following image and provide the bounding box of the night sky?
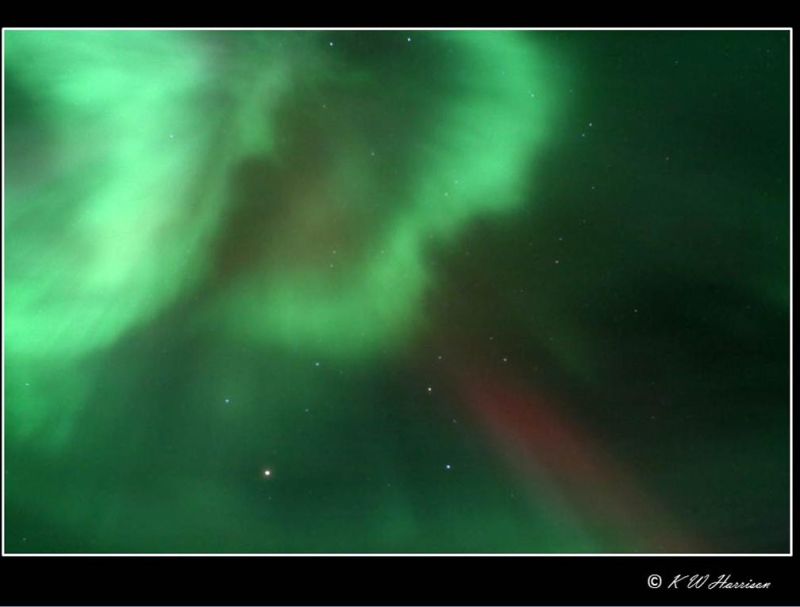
[4,29,790,553]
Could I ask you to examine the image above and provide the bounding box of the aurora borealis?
[3,29,790,553]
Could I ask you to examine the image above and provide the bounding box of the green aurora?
[3,29,790,553]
